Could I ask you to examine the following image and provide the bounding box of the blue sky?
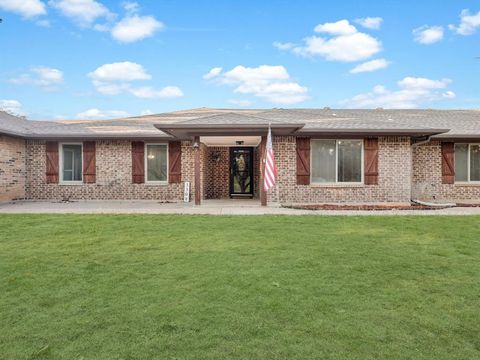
[0,0,480,120]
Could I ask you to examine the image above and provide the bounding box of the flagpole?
[263,122,278,206]
[274,125,280,205]
[264,123,269,202]
[260,127,267,206]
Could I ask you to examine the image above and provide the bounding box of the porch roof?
[154,113,304,137]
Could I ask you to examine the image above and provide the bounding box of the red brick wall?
[412,141,480,201]
[268,136,413,204]
[25,140,194,201]
[0,135,26,201]
[25,140,262,202]
[204,147,230,199]
[27,136,478,205]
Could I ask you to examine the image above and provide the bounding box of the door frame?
[229,147,254,197]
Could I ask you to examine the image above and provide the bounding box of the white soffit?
[200,136,262,147]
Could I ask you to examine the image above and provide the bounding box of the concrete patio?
[1,199,480,215]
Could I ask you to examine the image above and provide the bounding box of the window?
[311,140,363,183]
[455,143,480,182]
[146,144,168,182]
[61,143,82,182]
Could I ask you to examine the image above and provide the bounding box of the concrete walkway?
[1,199,480,215]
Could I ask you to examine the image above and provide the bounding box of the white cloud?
[88,61,183,99]
[228,99,254,107]
[277,20,382,62]
[88,61,151,81]
[49,0,112,26]
[76,108,129,119]
[449,9,480,35]
[0,99,26,116]
[294,32,381,62]
[85,2,165,43]
[354,17,383,30]
[203,67,223,80]
[122,1,139,13]
[140,109,154,116]
[128,86,183,99]
[89,82,129,95]
[350,58,389,74]
[10,66,64,91]
[222,65,290,84]
[205,65,308,104]
[111,14,164,43]
[397,77,451,89]
[314,19,357,35]
[48,0,163,43]
[443,91,456,99]
[0,0,46,18]
[413,25,444,44]
[272,41,295,50]
[341,77,455,109]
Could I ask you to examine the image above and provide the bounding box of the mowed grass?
[1,215,480,359]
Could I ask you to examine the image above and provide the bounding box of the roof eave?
[25,133,174,141]
[0,129,29,138]
[154,123,305,138]
[297,128,450,137]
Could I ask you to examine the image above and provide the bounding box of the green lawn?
[1,215,480,359]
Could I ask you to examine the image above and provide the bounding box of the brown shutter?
[441,142,455,184]
[46,141,59,184]
[132,141,145,184]
[83,141,96,183]
[364,138,379,185]
[296,137,310,185]
[168,141,182,183]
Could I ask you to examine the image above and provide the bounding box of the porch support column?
[194,136,201,205]
[260,135,267,206]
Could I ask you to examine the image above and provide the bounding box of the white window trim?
[59,142,83,185]
[455,143,480,184]
[310,139,364,185]
[145,143,169,185]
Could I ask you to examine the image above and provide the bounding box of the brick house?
[1,108,480,205]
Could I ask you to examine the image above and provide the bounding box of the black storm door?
[230,147,254,197]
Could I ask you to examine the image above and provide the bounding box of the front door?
[230,147,254,197]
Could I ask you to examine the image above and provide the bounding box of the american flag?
[264,124,277,191]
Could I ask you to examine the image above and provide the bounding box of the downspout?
[411,135,433,148]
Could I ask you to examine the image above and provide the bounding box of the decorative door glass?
[230,147,253,196]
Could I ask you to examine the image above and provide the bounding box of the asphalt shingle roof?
[2,108,480,139]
